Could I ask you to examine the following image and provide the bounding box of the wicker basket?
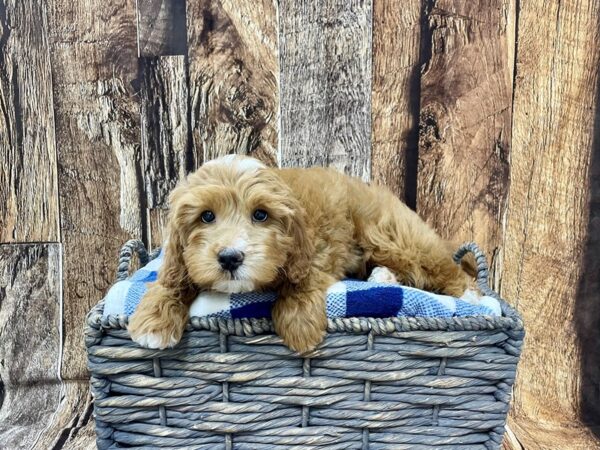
[86,240,524,450]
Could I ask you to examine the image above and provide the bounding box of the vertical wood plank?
[30,381,95,450]
[48,0,142,379]
[0,0,59,243]
[416,1,513,262]
[501,0,600,440]
[0,244,62,448]
[140,55,189,249]
[140,56,190,209]
[186,0,279,166]
[148,208,169,249]
[370,0,421,201]
[279,0,373,179]
[137,0,187,56]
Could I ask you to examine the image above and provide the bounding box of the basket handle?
[116,239,149,281]
[453,242,499,299]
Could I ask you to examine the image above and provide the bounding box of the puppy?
[128,155,474,352]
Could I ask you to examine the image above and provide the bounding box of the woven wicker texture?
[86,240,524,450]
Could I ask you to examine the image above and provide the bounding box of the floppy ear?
[284,201,315,285]
[158,184,192,290]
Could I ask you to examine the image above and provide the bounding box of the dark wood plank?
[137,0,187,56]
[278,0,373,178]
[186,0,278,166]
[416,0,514,265]
[48,0,142,379]
[0,0,59,242]
[141,56,190,209]
[371,0,421,201]
[0,244,62,448]
[501,0,600,445]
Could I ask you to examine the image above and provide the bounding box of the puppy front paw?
[272,294,327,354]
[128,303,187,350]
[127,313,184,350]
[130,329,181,349]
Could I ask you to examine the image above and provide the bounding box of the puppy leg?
[361,189,472,297]
[372,242,471,297]
[272,272,333,353]
[128,284,194,349]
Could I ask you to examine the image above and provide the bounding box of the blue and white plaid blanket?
[103,251,501,319]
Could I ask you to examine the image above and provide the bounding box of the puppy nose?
[217,248,245,271]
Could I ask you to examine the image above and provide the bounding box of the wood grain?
[279,0,373,179]
[501,0,600,445]
[0,244,62,448]
[370,0,421,201]
[48,0,142,379]
[140,56,190,209]
[503,415,600,450]
[34,381,95,450]
[137,0,187,56]
[416,0,514,264]
[0,0,59,243]
[186,0,278,166]
[148,208,169,250]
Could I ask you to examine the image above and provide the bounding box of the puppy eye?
[252,209,268,222]
[200,210,216,223]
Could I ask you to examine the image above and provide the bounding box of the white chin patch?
[204,154,265,174]
[213,279,256,294]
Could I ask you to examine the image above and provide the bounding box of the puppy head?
[162,155,312,293]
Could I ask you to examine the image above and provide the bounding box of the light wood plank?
[186,0,278,166]
[416,1,514,264]
[279,0,373,178]
[0,244,62,448]
[148,208,169,250]
[141,56,190,209]
[48,0,142,379]
[501,0,600,442]
[137,0,187,56]
[0,0,59,242]
[33,381,95,450]
[371,0,420,202]
[502,415,600,450]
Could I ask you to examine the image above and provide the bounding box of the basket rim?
[86,297,524,349]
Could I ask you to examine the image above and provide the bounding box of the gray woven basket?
[86,240,524,450]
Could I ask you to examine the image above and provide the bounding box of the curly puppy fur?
[129,155,475,353]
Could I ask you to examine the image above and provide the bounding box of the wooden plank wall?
[0,0,599,448]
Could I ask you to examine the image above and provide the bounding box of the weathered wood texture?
[186,0,279,166]
[279,0,373,179]
[140,56,190,209]
[0,0,59,243]
[0,244,61,448]
[48,0,142,380]
[370,0,421,201]
[137,0,187,56]
[140,55,190,249]
[500,1,600,449]
[417,0,513,269]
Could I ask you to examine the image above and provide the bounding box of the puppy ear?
[284,202,315,284]
[159,184,191,290]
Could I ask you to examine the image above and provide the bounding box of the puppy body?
[129,157,472,352]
